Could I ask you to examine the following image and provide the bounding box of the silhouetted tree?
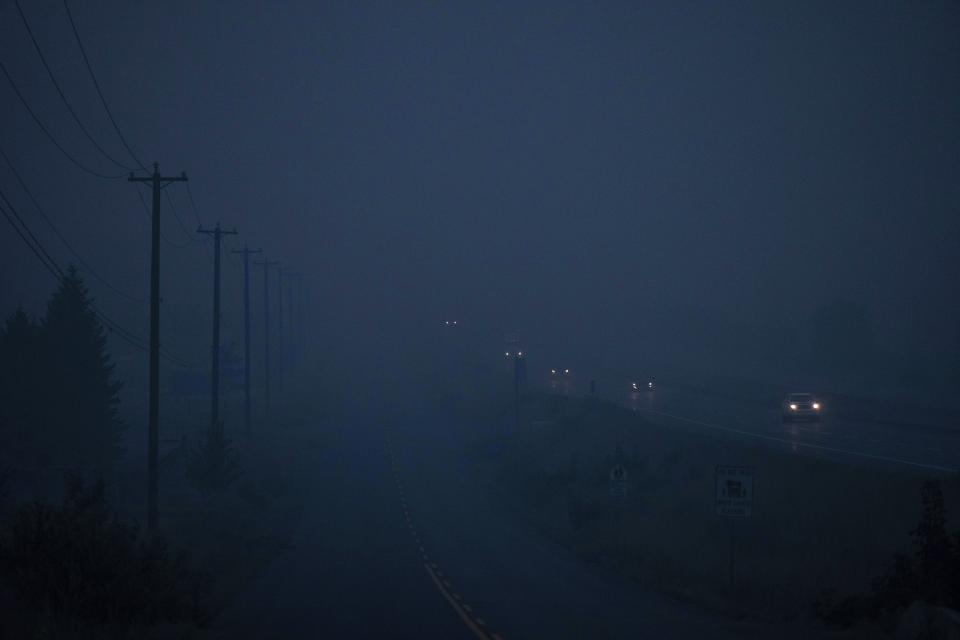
[911,480,952,605]
[41,267,124,470]
[0,475,206,634]
[817,479,960,626]
[0,308,44,469]
[186,421,241,497]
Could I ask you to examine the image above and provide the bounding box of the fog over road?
[620,386,959,474]
[214,403,831,639]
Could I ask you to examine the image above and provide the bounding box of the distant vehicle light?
[564,369,570,374]
[648,381,654,388]
[789,404,797,410]
[813,403,820,410]
[505,352,511,357]
[517,351,523,357]
[551,369,557,374]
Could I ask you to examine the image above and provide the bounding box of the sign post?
[610,464,628,553]
[715,465,754,594]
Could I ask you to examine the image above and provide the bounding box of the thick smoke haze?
[3,3,960,638]
[2,1,959,397]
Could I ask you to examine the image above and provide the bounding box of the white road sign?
[609,464,628,499]
[715,465,754,517]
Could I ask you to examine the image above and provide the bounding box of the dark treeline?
[0,266,123,490]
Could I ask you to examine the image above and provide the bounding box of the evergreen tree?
[41,266,124,470]
[0,308,44,468]
[911,479,951,605]
[186,421,241,497]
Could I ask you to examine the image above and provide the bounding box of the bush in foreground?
[816,479,960,626]
[186,421,242,497]
[0,475,206,637]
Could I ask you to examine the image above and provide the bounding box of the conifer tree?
[0,308,43,468]
[41,266,124,470]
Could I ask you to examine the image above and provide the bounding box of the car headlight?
[789,404,797,410]
[813,403,820,410]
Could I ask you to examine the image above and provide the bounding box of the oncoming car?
[782,393,823,422]
[630,380,654,392]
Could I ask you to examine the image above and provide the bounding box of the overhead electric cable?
[13,0,133,171]
[0,59,124,180]
[1,188,191,365]
[62,0,147,171]
[0,142,144,303]
[132,184,193,249]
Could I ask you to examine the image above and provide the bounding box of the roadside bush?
[0,475,206,636]
[186,421,242,497]
[817,479,960,626]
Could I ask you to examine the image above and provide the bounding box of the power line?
[0,59,124,180]
[0,186,190,366]
[165,189,194,239]
[0,197,151,354]
[183,181,204,227]
[132,184,192,249]
[0,201,62,280]
[0,142,144,303]
[13,0,133,172]
[180,182,212,256]
[0,186,65,280]
[61,0,146,171]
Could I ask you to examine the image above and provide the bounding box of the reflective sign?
[715,465,754,517]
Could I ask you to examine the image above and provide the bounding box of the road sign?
[609,464,628,499]
[715,465,754,517]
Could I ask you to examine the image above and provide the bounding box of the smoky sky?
[1,1,958,385]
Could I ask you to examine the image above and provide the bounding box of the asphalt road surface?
[620,385,959,474]
[214,407,833,639]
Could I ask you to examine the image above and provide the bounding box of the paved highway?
[214,407,835,638]
[620,385,959,473]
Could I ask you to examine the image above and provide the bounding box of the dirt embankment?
[467,393,960,630]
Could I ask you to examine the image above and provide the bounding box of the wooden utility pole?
[231,245,261,435]
[277,266,286,393]
[254,258,279,418]
[284,270,299,372]
[128,162,187,531]
[197,222,237,432]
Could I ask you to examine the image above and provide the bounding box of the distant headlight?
[551,369,557,374]
[564,369,570,374]
[648,382,654,388]
[789,404,797,410]
[813,403,820,410]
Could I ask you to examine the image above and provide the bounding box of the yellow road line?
[425,563,491,640]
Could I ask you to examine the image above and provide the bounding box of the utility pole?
[197,222,238,432]
[231,245,261,435]
[277,266,289,393]
[128,162,187,532]
[254,258,279,418]
[285,271,299,372]
[513,353,526,428]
